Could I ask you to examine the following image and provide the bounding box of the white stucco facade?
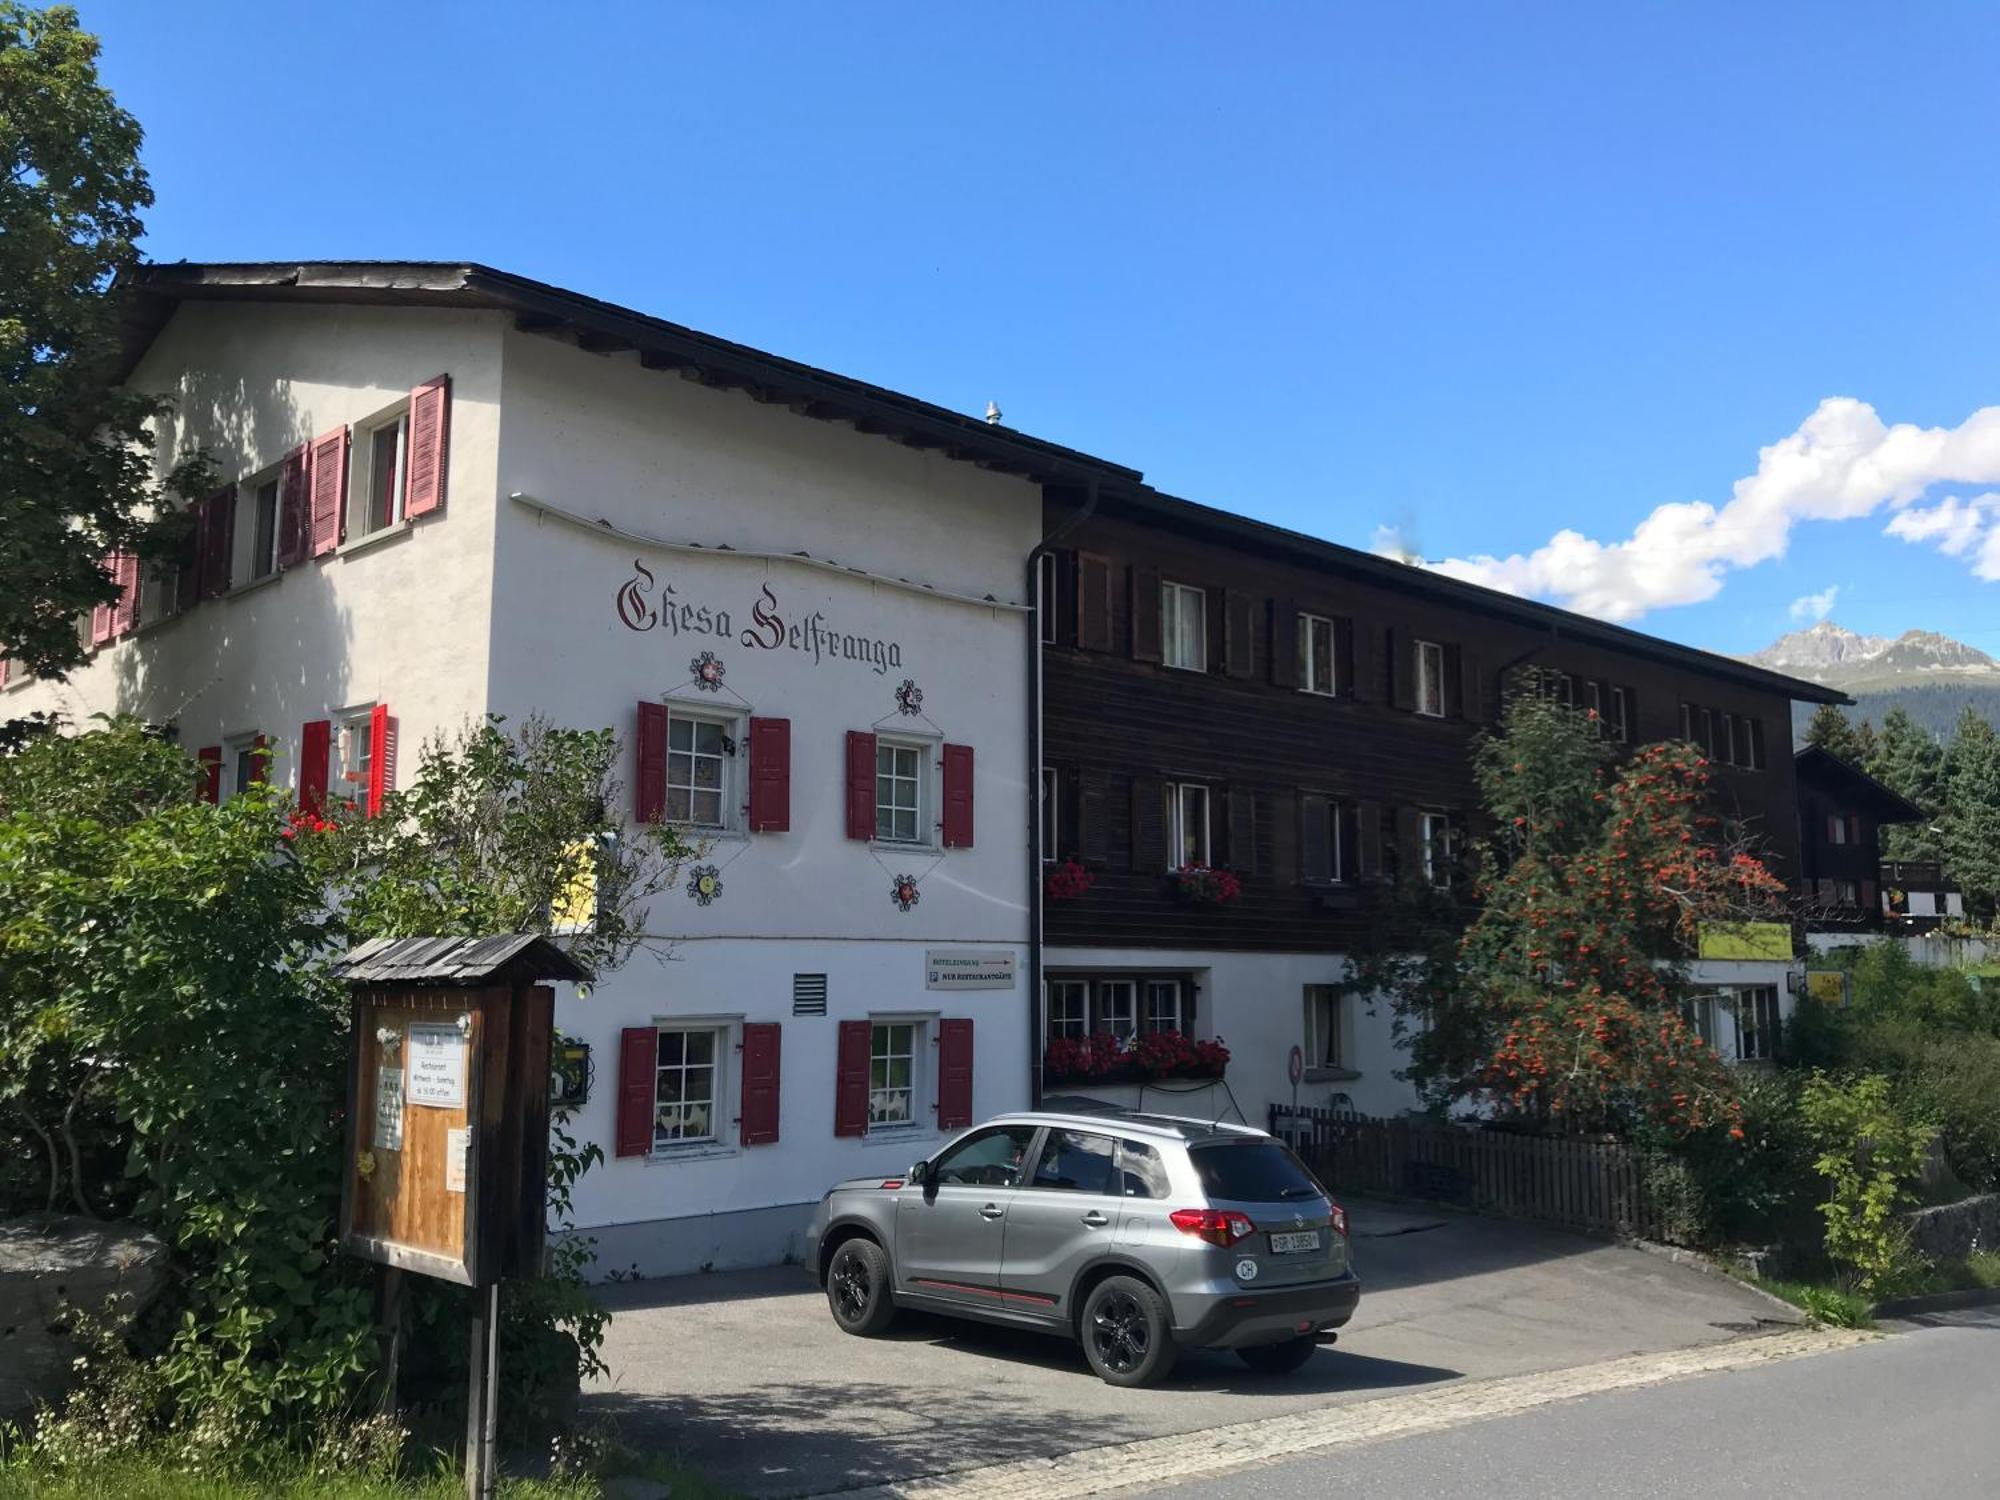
[5,296,1045,1277]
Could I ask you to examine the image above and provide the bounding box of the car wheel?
[1237,1335,1318,1374]
[826,1237,897,1336]
[1080,1275,1177,1387]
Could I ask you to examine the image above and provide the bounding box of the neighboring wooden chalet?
[1035,486,1845,1115]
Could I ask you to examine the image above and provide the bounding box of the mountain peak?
[1747,622,1999,688]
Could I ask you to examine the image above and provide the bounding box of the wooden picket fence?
[1270,1104,1674,1243]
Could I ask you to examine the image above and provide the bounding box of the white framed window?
[1144,979,1185,1034]
[1833,879,1861,909]
[876,737,928,844]
[654,1023,728,1147]
[1608,686,1630,743]
[348,403,410,540]
[1732,987,1780,1062]
[1826,814,1849,846]
[1415,640,1445,717]
[1301,792,1344,884]
[1165,782,1210,869]
[1420,811,1456,888]
[1038,551,1059,645]
[1303,984,1343,1070]
[869,1018,925,1130]
[1298,613,1337,695]
[335,706,376,796]
[1162,581,1207,671]
[1047,979,1088,1040]
[1681,995,1717,1047]
[667,709,734,829]
[233,466,282,584]
[138,558,180,627]
[1098,980,1137,1040]
[1041,766,1060,860]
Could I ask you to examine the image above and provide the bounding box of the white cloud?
[1420,398,2000,622]
[1788,585,1840,623]
[1884,492,2000,580]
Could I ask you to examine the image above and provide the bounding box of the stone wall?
[1905,1192,2000,1261]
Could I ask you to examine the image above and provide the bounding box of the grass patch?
[1752,1277,1874,1329]
[0,1459,593,1500]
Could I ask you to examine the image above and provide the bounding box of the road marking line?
[818,1326,1874,1500]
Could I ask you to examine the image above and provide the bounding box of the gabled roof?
[1794,744,1928,823]
[1097,486,1850,706]
[118,260,1142,489]
[335,934,594,986]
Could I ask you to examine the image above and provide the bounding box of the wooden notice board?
[340,981,553,1287]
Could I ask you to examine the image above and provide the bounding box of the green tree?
[1,3,210,678]
[1805,703,1865,764]
[1353,677,1784,1136]
[1800,1072,1935,1297]
[1870,707,1945,862]
[1939,707,2000,921]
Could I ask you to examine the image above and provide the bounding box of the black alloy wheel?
[1080,1274,1177,1387]
[826,1237,897,1336]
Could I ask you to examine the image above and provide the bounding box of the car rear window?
[1189,1141,1325,1204]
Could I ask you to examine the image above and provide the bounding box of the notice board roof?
[335,935,593,987]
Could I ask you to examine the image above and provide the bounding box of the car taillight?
[1330,1201,1348,1238]
[879,1180,904,1190]
[1170,1208,1256,1247]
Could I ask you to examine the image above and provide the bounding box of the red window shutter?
[276,443,311,567]
[747,716,791,832]
[739,1022,782,1146]
[616,1026,658,1158]
[309,428,348,557]
[845,731,877,841]
[834,1019,871,1137]
[937,1018,974,1130]
[404,375,451,518]
[367,704,397,817]
[197,486,234,600]
[299,719,332,817]
[1862,878,1879,914]
[196,745,222,804]
[941,743,975,849]
[90,554,116,644]
[635,701,667,823]
[112,551,141,636]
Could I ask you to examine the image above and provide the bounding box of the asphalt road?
[1148,1307,2000,1500]
[587,1203,1793,1497]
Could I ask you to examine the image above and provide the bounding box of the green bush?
[1647,1070,1822,1250]
[1799,1072,1936,1297]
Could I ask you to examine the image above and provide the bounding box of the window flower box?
[1043,1031,1230,1085]
[1170,863,1241,906]
[1044,856,1096,902]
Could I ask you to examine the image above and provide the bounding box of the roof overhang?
[1794,744,1929,822]
[1094,487,1852,706]
[118,260,1144,490]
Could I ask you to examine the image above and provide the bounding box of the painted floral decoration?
[1044,856,1095,902]
[895,678,924,716]
[690,651,726,691]
[890,873,922,912]
[687,864,724,906]
[1171,863,1242,905]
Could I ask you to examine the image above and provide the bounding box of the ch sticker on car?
[1235,1257,1259,1280]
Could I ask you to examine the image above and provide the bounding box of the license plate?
[1268,1230,1321,1255]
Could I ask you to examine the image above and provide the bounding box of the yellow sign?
[1696,921,1793,961]
[549,839,597,934]
[1806,970,1849,1007]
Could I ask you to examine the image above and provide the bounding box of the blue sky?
[88,1,2000,656]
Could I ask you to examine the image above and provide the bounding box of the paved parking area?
[585,1205,1794,1498]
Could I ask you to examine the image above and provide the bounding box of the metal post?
[465,1281,500,1500]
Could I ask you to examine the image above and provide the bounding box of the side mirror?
[907,1160,929,1186]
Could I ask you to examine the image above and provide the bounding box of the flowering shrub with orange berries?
[1357,675,1784,1138]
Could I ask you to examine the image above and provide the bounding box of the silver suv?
[804,1110,1359,1386]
